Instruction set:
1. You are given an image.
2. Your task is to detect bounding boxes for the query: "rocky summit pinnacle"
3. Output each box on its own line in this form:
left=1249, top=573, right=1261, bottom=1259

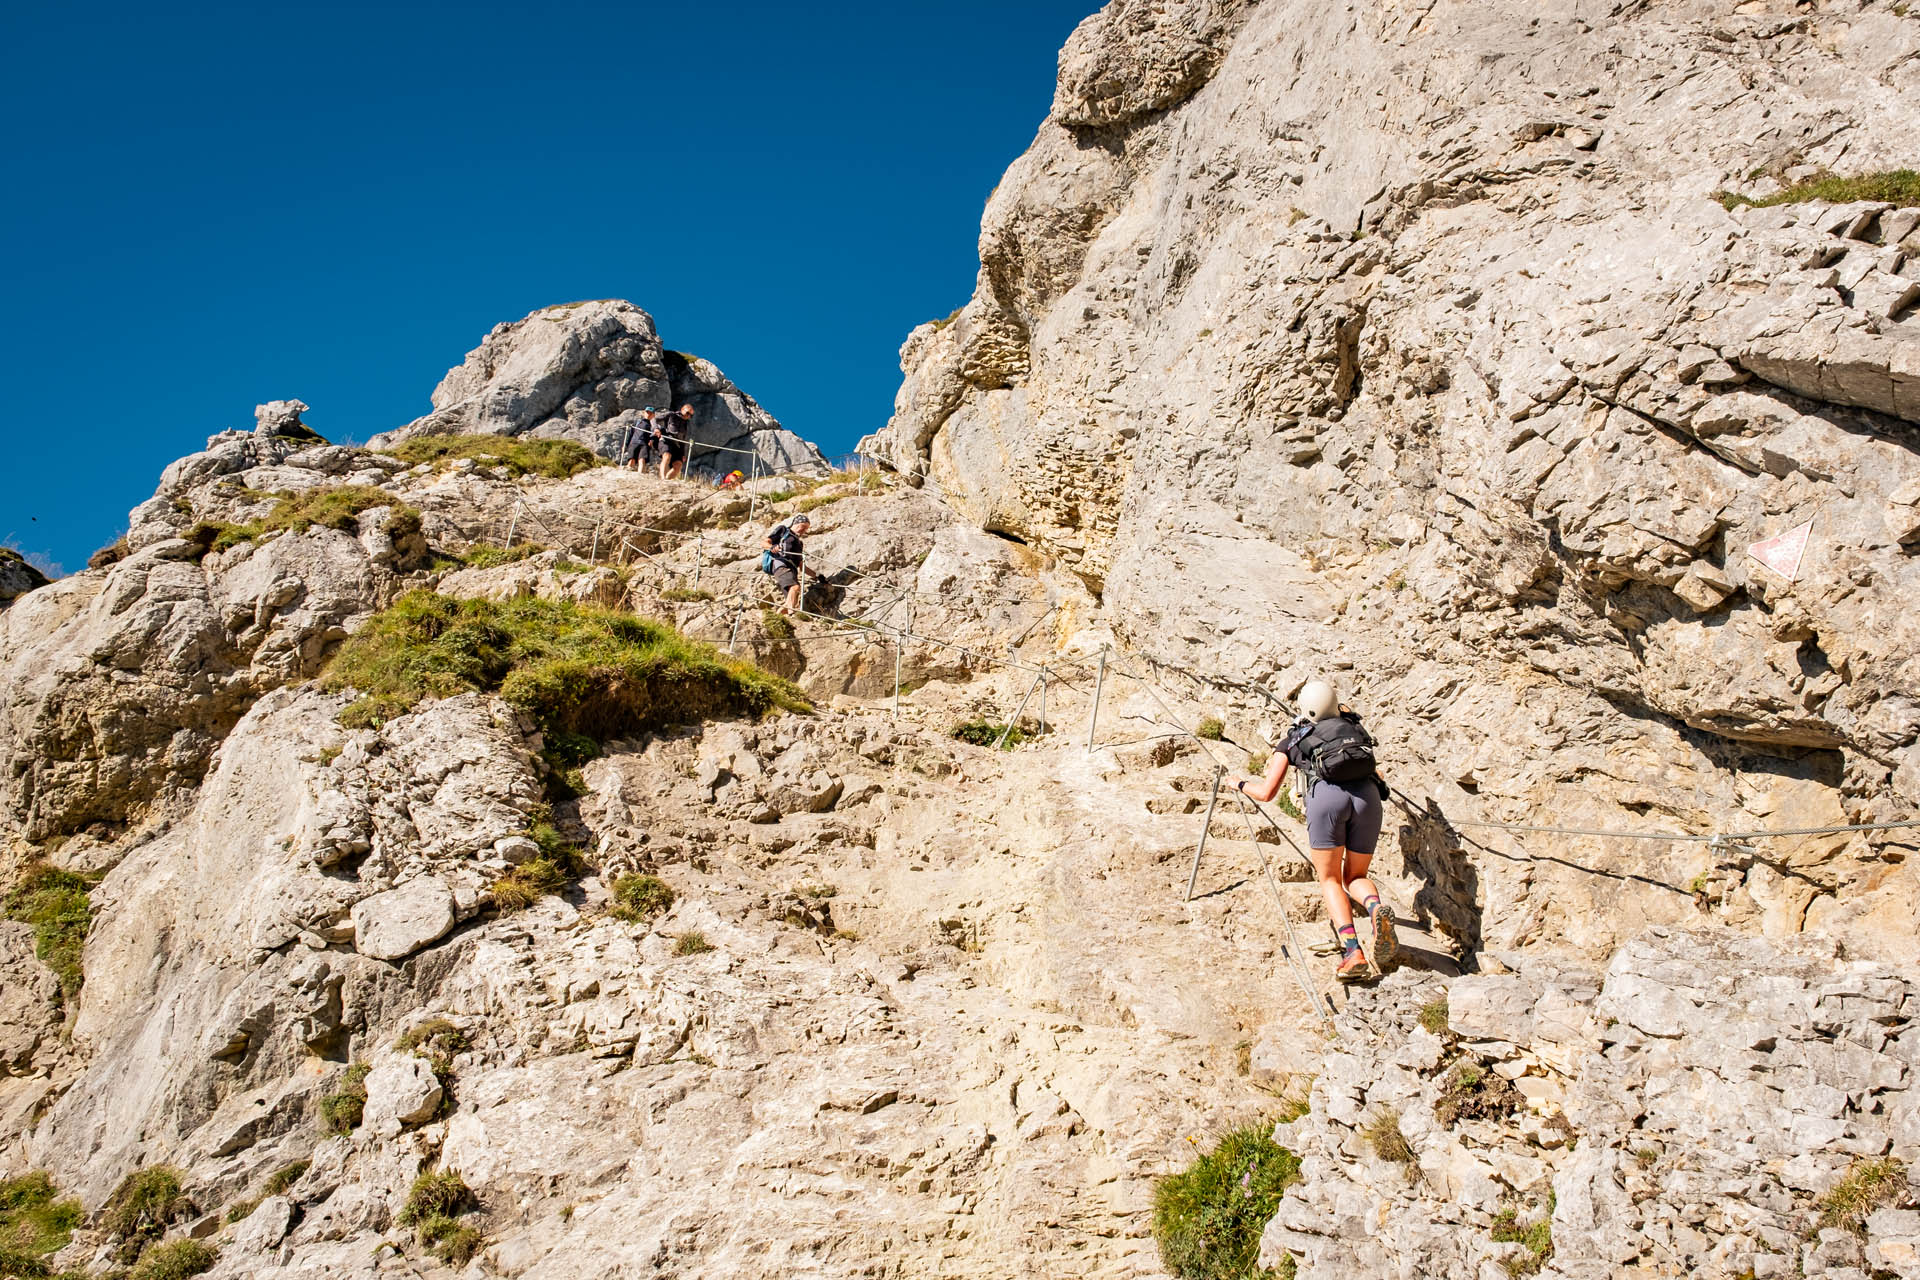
left=2, top=3, right=1920, bottom=1279
left=370, top=299, right=823, bottom=476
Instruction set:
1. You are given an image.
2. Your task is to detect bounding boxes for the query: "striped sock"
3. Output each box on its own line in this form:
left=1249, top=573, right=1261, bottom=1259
left=1338, top=924, right=1360, bottom=953
left=1362, top=895, right=1382, bottom=914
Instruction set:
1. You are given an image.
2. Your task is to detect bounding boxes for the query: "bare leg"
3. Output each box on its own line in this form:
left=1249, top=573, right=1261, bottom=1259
left=1344, top=852, right=1380, bottom=910
left=785, top=582, right=802, bottom=614
left=1311, top=846, right=1355, bottom=933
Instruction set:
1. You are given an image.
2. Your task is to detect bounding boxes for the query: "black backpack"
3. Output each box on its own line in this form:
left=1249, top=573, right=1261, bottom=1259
left=1296, top=715, right=1378, bottom=785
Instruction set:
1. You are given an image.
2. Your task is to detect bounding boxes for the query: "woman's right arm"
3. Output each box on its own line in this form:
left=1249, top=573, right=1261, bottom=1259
left=1237, top=750, right=1290, bottom=803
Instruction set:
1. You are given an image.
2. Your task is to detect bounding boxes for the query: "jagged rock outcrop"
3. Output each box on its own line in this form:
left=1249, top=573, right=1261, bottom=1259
left=1257, top=927, right=1920, bottom=1280
left=861, top=0, right=1920, bottom=961
left=0, top=547, right=49, bottom=608
left=369, top=300, right=822, bottom=475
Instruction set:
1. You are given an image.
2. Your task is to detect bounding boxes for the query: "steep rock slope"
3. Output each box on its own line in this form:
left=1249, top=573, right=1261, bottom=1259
left=861, top=0, right=1920, bottom=960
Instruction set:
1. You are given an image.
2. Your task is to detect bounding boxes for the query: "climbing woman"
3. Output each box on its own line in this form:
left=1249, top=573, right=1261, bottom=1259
left=1234, top=680, right=1395, bottom=982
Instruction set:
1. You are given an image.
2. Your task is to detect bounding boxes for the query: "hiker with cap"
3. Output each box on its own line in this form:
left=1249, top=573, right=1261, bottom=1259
left=659, top=404, right=694, bottom=480
left=623, top=408, right=661, bottom=472
left=761, top=513, right=815, bottom=615
left=1234, top=680, right=1395, bottom=982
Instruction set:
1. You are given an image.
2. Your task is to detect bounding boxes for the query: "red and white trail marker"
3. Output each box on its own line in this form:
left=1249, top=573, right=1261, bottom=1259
left=1746, top=520, right=1813, bottom=583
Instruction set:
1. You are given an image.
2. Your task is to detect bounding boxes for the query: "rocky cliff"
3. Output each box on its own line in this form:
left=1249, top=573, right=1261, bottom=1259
left=4, top=2, right=1920, bottom=1278
left=861, top=0, right=1920, bottom=967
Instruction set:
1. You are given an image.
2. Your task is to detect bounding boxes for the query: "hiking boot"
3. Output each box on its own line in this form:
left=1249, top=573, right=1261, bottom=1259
left=1335, top=948, right=1372, bottom=983
left=1365, top=901, right=1398, bottom=973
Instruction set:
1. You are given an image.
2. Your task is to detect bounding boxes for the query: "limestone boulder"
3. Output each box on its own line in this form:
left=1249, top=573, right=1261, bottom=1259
left=350, top=879, right=455, bottom=962
left=360, top=1056, right=443, bottom=1133
left=0, top=548, right=49, bottom=607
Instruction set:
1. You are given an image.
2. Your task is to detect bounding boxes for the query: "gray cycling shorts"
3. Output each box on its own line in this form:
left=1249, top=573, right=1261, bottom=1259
left=1306, top=779, right=1384, bottom=855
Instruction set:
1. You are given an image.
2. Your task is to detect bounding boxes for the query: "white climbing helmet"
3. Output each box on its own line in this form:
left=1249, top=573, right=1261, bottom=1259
left=1297, top=679, right=1339, bottom=721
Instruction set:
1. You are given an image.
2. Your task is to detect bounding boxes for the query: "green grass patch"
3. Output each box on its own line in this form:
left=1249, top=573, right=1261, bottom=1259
left=792, top=492, right=844, bottom=515
left=3, top=863, right=95, bottom=1003
left=0, top=1172, right=84, bottom=1272
left=1245, top=751, right=1268, bottom=776
left=490, top=856, right=572, bottom=913
left=672, top=930, right=713, bottom=956
left=760, top=609, right=795, bottom=640
left=1435, top=1061, right=1517, bottom=1128
left=128, top=1238, right=218, bottom=1280
left=458, top=542, right=544, bottom=570
left=1153, top=1120, right=1301, bottom=1280
left=319, top=1062, right=370, bottom=1135
left=186, top=485, right=418, bottom=558
left=661, top=587, right=715, bottom=603
left=1491, top=1198, right=1554, bottom=1276
left=610, top=874, right=675, bottom=922
left=1817, top=1155, right=1907, bottom=1236
left=396, top=1017, right=469, bottom=1059
left=320, top=590, right=808, bottom=734
left=928, top=306, right=964, bottom=331
left=1717, top=168, right=1920, bottom=211
left=1274, top=789, right=1305, bottom=823
left=951, top=719, right=1027, bottom=750
left=103, top=1167, right=195, bottom=1264
left=1196, top=717, right=1226, bottom=741
left=263, top=1161, right=308, bottom=1197
left=400, top=1169, right=485, bottom=1258
left=384, top=433, right=598, bottom=479
left=1418, top=998, right=1450, bottom=1036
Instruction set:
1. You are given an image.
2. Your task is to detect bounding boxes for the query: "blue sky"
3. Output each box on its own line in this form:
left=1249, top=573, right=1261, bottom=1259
left=0, top=1, right=1099, bottom=574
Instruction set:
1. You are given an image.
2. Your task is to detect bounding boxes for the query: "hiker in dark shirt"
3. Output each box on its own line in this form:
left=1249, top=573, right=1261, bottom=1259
left=623, top=408, right=662, bottom=472
left=659, top=404, right=694, bottom=480
left=1236, top=679, right=1395, bottom=983
left=761, top=513, right=812, bottom=615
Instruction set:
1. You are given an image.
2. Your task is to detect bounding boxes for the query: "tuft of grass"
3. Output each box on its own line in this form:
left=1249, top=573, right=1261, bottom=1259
left=88, top=537, right=131, bottom=570
left=384, top=433, right=598, bottom=479
left=1716, top=168, right=1920, bottom=211
left=418, top=1215, right=485, bottom=1265
left=792, top=493, right=844, bottom=515
left=1418, top=999, right=1450, bottom=1036
left=1435, top=1060, right=1518, bottom=1128
left=103, top=1167, right=194, bottom=1264
left=128, top=1238, right=218, bottom=1280
left=263, top=1161, right=309, bottom=1197
left=396, top=1017, right=469, bottom=1059
left=1817, top=1156, right=1907, bottom=1236
left=661, top=587, right=715, bottom=603
left=673, top=930, right=713, bottom=956
left=760, top=609, right=795, bottom=640
left=928, top=306, right=964, bottom=331
left=1245, top=750, right=1268, bottom=775
left=400, top=1170, right=475, bottom=1229
left=3, top=863, right=95, bottom=1003
left=950, top=719, right=1027, bottom=750
left=1274, top=789, right=1305, bottom=823
left=1491, top=1198, right=1554, bottom=1277
left=490, top=856, right=572, bottom=913
left=609, top=874, right=675, bottom=922
left=318, top=1062, right=370, bottom=1135
left=1196, top=717, right=1226, bottom=741
left=1364, top=1108, right=1416, bottom=1165
left=0, top=1172, right=84, bottom=1271
left=1153, top=1121, right=1302, bottom=1280
left=320, top=591, right=808, bottom=733
left=799, top=883, right=838, bottom=900
left=459, top=542, right=544, bottom=570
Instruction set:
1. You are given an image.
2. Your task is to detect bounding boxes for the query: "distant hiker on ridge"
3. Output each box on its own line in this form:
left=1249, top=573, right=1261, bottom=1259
left=1235, top=680, right=1395, bottom=982
left=622, top=409, right=659, bottom=472
left=660, top=404, right=693, bottom=480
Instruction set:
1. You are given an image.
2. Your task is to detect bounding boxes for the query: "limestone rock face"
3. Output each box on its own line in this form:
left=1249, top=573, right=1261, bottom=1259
left=862, top=0, right=1920, bottom=957
left=1258, top=927, right=1920, bottom=1280
left=370, top=300, right=822, bottom=476
left=349, top=879, right=455, bottom=962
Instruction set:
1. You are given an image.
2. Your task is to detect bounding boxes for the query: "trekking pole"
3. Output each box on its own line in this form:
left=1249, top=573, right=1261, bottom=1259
left=1186, top=767, right=1225, bottom=901
left=1087, top=645, right=1108, bottom=753
left=996, top=668, right=1045, bottom=750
